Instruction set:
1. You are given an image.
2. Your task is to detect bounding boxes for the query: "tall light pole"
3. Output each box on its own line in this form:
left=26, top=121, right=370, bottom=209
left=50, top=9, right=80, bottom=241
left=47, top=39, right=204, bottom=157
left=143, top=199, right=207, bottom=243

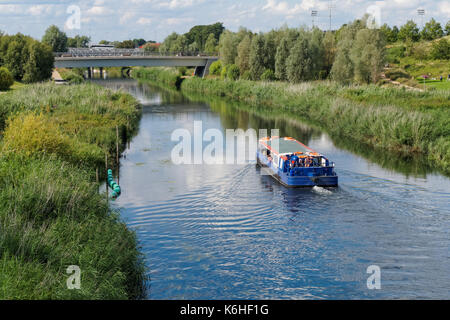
left=417, top=9, right=426, bottom=90
left=311, top=10, right=318, bottom=28
left=328, top=0, right=336, bottom=31
left=417, top=8, right=425, bottom=30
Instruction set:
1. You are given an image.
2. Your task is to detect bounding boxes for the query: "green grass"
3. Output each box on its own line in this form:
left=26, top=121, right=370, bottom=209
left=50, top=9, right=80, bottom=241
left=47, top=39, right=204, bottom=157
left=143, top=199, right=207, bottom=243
left=0, top=82, right=146, bottom=299
left=414, top=77, right=450, bottom=90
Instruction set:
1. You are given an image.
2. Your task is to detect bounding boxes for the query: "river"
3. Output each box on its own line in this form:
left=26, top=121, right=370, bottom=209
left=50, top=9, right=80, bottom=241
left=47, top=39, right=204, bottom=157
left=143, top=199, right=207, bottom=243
left=95, top=78, right=450, bottom=300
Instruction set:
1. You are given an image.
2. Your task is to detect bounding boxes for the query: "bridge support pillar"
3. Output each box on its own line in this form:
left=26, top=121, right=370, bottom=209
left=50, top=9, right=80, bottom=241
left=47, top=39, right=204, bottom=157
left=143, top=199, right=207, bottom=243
left=87, top=67, right=92, bottom=79
left=99, top=67, right=104, bottom=79
left=194, top=59, right=215, bottom=78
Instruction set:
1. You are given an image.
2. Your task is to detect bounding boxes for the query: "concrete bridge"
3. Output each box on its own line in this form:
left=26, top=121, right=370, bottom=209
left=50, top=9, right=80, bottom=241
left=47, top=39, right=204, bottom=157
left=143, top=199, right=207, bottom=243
left=54, top=50, right=218, bottom=78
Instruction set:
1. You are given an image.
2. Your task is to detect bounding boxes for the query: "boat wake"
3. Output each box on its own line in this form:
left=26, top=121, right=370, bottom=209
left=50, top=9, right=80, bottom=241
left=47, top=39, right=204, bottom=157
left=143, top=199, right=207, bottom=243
left=312, top=186, right=333, bottom=195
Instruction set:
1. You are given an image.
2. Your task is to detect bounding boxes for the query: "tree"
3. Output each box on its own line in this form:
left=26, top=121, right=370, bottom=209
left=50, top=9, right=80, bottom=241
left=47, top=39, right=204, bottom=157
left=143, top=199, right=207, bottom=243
left=446, top=21, right=450, bottom=35
left=219, top=31, right=238, bottom=65
left=330, top=27, right=356, bottom=84
left=115, top=40, right=135, bottom=48
left=209, top=60, right=222, bottom=75
left=430, top=38, right=450, bottom=60
left=286, top=37, right=312, bottom=83
left=133, top=38, right=146, bottom=47
left=204, top=33, right=218, bottom=55
left=263, top=31, right=277, bottom=71
left=188, top=41, right=199, bottom=54
left=42, top=25, right=68, bottom=52
left=185, top=22, right=224, bottom=51
left=398, top=20, right=420, bottom=42
left=227, top=64, right=240, bottom=80
left=350, top=29, right=385, bottom=84
left=275, top=36, right=290, bottom=80
left=248, top=34, right=266, bottom=80
left=0, top=67, right=14, bottom=90
left=322, top=31, right=336, bottom=76
left=421, top=18, right=444, bottom=40
left=159, top=32, right=180, bottom=54
left=22, top=41, right=53, bottom=83
left=172, top=35, right=188, bottom=53
left=261, top=69, right=275, bottom=81
left=4, top=40, right=25, bottom=80
left=236, top=35, right=252, bottom=74
left=380, top=24, right=398, bottom=43
left=308, top=28, right=325, bottom=79
left=67, top=35, right=90, bottom=48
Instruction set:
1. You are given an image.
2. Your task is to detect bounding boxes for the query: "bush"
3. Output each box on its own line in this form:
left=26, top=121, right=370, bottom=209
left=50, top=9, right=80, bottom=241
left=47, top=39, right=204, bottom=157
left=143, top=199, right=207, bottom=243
left=62, top=71, right=84, bottom=84
left=386, top=45, right=406, bottom=63
left=430, top=39, right=450, bottom=60
left=0, top=67, right=14, bottom=91
left=220, top=65, right=228, bottom=80
left=209, top=60, right=222, bottom=76
left=227, top=64, right=240, bottom=80
left=241, top=71, right=251, bottom=80
left=178, top=66, right=187, bottom=76
left=261, top=69, right=276, bottom=81
left=384, top=68, right=411, bottom=81
left=2, top=113, right=104, bottom=167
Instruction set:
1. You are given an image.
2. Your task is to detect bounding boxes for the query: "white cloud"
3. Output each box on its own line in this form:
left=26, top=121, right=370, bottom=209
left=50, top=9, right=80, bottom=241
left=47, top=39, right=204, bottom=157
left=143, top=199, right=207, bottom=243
left=137, top=17, right=152, bottom=25
left=86, top=6, right=113, bottom=16
left=166, top=17, right=194, bottom=25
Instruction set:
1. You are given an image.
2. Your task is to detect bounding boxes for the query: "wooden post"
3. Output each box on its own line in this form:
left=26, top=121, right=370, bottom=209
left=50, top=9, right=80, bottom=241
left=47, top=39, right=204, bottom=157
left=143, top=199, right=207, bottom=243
left=96, top=168, right=99, bottom=184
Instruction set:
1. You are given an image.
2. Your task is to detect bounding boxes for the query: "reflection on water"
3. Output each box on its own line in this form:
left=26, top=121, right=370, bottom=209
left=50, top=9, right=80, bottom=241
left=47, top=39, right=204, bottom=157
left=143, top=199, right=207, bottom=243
left=95, top=79, right=450, bottom=300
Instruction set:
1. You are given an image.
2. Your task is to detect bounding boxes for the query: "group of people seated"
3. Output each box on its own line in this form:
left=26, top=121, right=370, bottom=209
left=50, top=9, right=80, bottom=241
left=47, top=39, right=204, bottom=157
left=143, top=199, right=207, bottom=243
left=284, top=153, right=328, bottom=169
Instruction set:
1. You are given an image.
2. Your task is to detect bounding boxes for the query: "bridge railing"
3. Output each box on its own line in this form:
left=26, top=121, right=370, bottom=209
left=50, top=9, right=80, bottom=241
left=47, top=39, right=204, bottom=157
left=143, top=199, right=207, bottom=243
left=54, top=49, right=219, bottom=58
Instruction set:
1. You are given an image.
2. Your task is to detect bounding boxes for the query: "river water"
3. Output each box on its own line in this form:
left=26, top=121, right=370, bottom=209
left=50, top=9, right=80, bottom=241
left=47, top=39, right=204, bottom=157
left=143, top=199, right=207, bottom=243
left=95, top=79, right=450, bottom=300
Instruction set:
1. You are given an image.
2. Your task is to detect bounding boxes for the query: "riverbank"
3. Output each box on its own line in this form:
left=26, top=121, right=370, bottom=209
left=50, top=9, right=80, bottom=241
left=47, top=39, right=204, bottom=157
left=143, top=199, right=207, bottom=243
left=0, top=82, right=146, bottom=299
left=133, top=67, right=450, bottom=175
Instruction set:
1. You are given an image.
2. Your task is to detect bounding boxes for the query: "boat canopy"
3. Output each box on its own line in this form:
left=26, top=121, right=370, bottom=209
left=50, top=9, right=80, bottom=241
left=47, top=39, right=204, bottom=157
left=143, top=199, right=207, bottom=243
left=259, top=137, right=315, bottom=155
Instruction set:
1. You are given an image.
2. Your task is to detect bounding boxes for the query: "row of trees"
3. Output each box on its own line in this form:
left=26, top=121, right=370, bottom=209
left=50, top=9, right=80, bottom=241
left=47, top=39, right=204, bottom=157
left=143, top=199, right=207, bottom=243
left=380, top=19, right=450, bottom=43
left=209, top=16, right=385, bottom=84
left=159, top=22, right=224, bottom=54
left=42, top=25, right=91, bottom=52
left=0, top=32, right=53, bottom=83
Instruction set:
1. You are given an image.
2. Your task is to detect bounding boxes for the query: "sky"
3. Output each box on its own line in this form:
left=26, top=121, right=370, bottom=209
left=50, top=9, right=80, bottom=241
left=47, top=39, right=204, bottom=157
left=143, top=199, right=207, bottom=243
left=0, top=0, right=448, bottom=43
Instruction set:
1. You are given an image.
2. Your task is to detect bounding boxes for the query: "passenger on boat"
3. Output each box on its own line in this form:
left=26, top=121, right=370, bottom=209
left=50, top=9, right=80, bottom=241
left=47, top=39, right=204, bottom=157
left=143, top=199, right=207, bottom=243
left=305, top=157, right=312, bottom=167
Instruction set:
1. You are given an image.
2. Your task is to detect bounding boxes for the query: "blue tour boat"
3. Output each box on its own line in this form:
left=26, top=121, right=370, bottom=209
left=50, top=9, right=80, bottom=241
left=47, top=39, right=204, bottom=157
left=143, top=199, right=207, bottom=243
left=257, top=136, right=338, bottom=187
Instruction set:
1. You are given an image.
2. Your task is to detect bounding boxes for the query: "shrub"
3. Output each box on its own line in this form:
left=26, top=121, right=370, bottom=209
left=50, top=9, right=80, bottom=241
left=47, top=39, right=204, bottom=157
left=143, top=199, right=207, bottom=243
left=220, top=65, right=228, bottom=80
left=2, top=113, right=104, bottom=167
left=241, top=70, right=251, bottom=80
left=178, top=66, right=187, bottom=76
left=430, top=39, right=450, bottom=60
left=0, top=67, right=14, bottom=91
left=385, top=68, right=411, bottom=81
left=226, top=64, right=240, bottom=80
left=209, top=60, right=222, bottom=76
left=62, top=70, right=84, bottom=84
left=386, top=46, right=406, bottom=64
left=261, top=69, right=276, bottom=81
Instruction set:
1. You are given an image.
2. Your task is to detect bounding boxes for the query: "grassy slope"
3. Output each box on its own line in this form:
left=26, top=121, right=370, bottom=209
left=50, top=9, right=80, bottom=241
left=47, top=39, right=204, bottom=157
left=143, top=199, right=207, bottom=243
left=386, top=35, right=450, bottom=89
left=0, top=82, right=146, bottom=299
